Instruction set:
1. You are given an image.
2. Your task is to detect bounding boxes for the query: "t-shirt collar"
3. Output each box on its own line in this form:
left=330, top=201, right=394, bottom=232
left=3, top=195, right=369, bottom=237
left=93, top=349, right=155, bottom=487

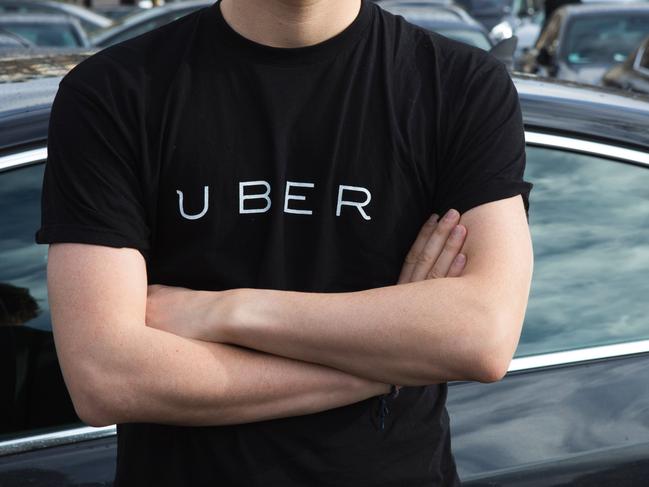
left=205, top=0, right=374, bottom=66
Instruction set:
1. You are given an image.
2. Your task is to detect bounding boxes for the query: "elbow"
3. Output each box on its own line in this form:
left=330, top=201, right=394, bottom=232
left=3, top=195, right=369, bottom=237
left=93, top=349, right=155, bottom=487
left=65, top=358, right=130, bottom=427
left=69, top=380, right=117, bottom=428
left=467, top=310, right=521, bottom=384
left=473, top=355, right=511, bottom=383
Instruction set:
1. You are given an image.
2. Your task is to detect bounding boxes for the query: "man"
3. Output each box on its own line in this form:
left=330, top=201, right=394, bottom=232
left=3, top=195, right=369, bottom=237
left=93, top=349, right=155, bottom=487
left=35, top=0, right=534, bottom=485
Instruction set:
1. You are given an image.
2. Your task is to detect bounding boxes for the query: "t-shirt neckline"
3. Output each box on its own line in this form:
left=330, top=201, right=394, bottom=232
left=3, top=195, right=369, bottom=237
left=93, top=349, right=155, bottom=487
left=207, top=0, right=374, bottom=66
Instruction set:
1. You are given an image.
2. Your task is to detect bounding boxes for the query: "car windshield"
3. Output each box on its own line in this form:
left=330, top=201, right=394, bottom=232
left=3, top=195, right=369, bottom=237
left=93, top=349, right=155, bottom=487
left=564, top=14, right=649, bottom=65
left=0, top=22, right=81, bottom=47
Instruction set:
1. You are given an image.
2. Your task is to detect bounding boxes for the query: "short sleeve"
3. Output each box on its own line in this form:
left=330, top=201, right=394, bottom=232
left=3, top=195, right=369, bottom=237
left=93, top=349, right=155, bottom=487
left=432, top=59, right=533, bottom=221
left=34, top=77, right=151, bottom=255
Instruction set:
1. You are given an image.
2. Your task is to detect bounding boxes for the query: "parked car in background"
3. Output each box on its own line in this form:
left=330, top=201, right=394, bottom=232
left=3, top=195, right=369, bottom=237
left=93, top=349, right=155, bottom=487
left=0, top=15, right=90, bottom=49
left=374, top=0, right=457, bottom=8
left=90, top=0, right=212, bottom=48
left=92, top=5, right=144, bottom=21
left=1, top=51, right=649, bottom=485
left=603, top=35, right=649, bottom=94
left=453, top=0, right=526, bottom=30
left=378, top=2, right=518, bottom=66
left=519, top=3, right=649, bottom=86
left=0, top=0, right=112, bottom=35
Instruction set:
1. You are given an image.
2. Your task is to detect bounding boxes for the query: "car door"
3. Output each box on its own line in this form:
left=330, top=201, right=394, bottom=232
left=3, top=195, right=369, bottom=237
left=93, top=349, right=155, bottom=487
left=0, top=148, right=117, bottom=486
left=448, top=132, right=649, bottom=485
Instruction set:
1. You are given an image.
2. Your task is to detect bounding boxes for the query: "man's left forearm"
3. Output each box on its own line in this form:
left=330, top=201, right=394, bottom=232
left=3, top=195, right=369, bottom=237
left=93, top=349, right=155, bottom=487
left=213, top=275, right=519, bottom=387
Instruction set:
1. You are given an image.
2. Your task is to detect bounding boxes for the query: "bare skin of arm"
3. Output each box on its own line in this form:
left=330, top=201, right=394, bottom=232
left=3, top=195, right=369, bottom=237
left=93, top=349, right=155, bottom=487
left=146, top=195, right=534, bottom=387
left=49, top=212, right=465, bottom=428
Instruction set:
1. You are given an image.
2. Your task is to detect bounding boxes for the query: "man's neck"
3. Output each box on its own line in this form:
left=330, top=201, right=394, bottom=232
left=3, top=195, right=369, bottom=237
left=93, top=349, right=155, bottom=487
left=219, top=0, right=362, bottom=48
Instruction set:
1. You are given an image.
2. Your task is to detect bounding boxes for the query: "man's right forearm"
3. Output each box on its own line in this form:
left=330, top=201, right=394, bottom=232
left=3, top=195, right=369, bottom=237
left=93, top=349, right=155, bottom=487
left=83, top=324, right=390, bottom=427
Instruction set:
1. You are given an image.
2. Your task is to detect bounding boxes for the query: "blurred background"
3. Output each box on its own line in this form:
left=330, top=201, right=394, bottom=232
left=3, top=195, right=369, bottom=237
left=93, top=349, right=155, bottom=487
left=1, top=0, right=648, bottom=91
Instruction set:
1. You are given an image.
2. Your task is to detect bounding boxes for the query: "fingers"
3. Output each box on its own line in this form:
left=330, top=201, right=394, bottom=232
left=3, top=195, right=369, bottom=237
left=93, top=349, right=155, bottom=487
left=398, top=213, right=439, bottom=284
left=425, top=224, right=466, bottom=280
left=446, top=253, right=466, bottom=278
left=410, top=209, right=463, bottom=282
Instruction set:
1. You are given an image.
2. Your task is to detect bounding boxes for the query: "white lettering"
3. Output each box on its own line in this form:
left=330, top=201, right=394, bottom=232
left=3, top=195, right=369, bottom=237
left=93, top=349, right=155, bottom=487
left=239, top=181, right=271, bottom=214
left=336, top=185, right=372, bottom=220
left=176, top=186, right=209, bottom=220
left=284, top=181, right=314, bottom=215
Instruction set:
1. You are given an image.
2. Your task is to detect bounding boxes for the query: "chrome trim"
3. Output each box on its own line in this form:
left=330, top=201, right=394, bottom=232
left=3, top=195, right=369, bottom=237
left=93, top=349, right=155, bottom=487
left=525, top=131, right=649, bottom=167
left=633, top=43, right=649, bottom=77
left=509, top=339, right=649, bottom=372
left=0, top=425, right=115, bottom=457
left=4, top=341, right=649, bottom=456
left=0, top=147, right=47, bottom=172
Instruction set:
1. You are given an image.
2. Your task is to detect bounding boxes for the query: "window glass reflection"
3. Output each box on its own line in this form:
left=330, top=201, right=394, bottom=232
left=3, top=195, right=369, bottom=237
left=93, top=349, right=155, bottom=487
left=0, top=162, right=80, bottom=439
left=517, top=147, right=649, bottom=357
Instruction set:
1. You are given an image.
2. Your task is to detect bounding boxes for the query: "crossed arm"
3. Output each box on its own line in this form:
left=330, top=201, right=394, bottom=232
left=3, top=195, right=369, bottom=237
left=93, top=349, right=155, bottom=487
left=49, top=194, right=533, bottom=427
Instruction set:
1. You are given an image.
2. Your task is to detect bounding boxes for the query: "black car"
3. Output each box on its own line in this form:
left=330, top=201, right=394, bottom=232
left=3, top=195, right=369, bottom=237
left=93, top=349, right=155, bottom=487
left=1, top=54, right=649, bottom=486
left=519, top=3, right=649, bottom=86
left=603, top=35, right=649, bottom=95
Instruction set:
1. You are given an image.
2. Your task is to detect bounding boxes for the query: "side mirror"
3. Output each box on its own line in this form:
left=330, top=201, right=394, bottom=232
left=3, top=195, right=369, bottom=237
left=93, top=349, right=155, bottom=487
left=490, top=36, right=518, bottom=67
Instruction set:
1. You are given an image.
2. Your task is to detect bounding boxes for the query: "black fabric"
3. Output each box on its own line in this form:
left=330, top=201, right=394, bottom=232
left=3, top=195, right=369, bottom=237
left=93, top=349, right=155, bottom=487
left=35, top=0, right=533, bottom=485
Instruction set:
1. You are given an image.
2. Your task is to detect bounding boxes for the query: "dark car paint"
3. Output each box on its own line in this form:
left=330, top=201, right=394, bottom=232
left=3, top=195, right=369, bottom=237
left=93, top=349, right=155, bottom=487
left=450, top=353, right=649, bottom=484
left=1, top=63, right=649, bottom=485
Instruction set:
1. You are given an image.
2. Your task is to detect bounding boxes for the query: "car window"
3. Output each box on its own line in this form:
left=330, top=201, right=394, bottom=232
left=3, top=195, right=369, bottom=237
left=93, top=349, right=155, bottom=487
left=564, top=14, right=649, bottom=65
left=515, top=146, right=649, bottom=358
left=0, top=23, right=81, bottom=47
left=0, top=162, right=81, bottom=442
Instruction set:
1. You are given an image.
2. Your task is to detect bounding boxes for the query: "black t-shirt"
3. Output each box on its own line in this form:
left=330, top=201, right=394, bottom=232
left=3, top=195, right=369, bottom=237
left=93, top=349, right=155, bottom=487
left=35, top=1, right=533, bottom=485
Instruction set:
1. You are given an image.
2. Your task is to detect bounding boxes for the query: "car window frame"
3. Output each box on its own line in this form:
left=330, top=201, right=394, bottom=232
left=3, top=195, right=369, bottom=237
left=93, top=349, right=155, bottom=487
left=1, top=133, right=649, bottom=456
left=634, top=39, right=649, bottom=76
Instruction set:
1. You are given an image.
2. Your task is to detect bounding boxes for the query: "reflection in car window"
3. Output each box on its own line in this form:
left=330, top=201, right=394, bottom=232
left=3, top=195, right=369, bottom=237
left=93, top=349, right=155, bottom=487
left=564, top=15, right=649, bottom=65
left=516, top=146, right=649, bottom=357
left=0, top=163, right=81, bottom=441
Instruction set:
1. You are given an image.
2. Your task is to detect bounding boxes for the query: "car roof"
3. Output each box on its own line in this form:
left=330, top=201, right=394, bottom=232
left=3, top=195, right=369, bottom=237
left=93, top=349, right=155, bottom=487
left=380, top=4, right=478, bottom=24
left=1, top=58, right=649, bottom=153
left=514, top=74, right=649, bottom=150
left=559, top=2, right=649, bottom=16
left=0, top=13, right=82, bottom=25
left=0, top=0, right=113, bottom=28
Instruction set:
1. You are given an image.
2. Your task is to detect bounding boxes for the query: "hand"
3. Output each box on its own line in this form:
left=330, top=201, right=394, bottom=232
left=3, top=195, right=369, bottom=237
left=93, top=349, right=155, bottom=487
left=398, top=208, right=467, bottom=284
left=146, top=284, right=220, bottom=341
